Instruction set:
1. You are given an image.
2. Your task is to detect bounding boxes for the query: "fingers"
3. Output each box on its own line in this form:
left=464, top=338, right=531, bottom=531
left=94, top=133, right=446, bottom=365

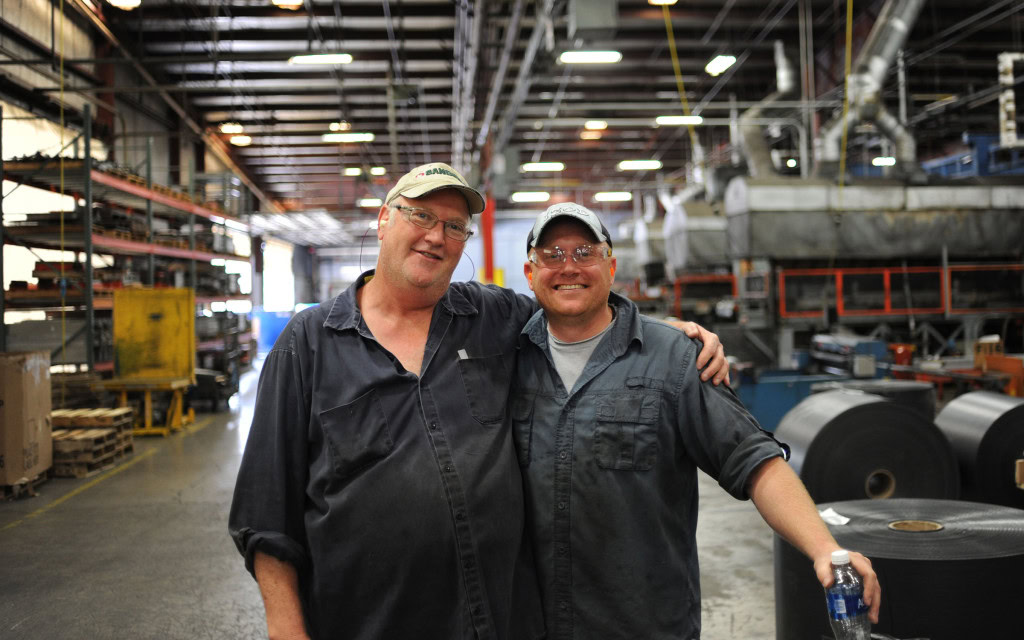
left=850, top=552, right=881, bottom=624
left=680, top=321, right=700, bottom=339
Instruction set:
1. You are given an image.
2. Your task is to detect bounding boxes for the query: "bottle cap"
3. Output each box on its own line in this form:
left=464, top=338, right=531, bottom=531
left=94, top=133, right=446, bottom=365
left=831, top=549, right=850, bottom=564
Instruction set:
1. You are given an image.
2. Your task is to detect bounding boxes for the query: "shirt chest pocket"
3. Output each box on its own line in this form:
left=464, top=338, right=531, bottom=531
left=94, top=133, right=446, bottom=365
left=320, top=389, right=395, bottom=480
left=593, top=390, right=661, bottom=471
left=457, top=351, right=510, bottom=425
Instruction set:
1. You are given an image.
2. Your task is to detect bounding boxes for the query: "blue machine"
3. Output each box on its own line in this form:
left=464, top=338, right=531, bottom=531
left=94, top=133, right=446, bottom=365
left=736, top=371, right=851, bottom=432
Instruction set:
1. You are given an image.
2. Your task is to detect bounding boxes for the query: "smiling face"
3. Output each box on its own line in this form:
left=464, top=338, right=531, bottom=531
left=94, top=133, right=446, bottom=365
left=376, top=188, right=470, bottom=296
left=524, top=218, right=616, bottom=337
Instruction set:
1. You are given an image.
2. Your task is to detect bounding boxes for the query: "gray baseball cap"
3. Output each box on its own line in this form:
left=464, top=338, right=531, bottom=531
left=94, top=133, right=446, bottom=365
left=526, top=202, right=612, bottom=253
left=385, top=162, right=485, bottom=214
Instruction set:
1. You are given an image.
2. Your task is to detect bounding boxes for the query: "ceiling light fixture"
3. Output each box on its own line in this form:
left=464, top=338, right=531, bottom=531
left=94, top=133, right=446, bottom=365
left=594, top=192, right=633, bottom=202
left=872, top=156, right=897, bottom=167
left=558, top=51, right=622, bottom=64
left=617, top=160, right=662, bottom=171
left=322, top=132, right=375, bottom=143
left=358, top=198, right=383, bottom=207
left=584, top=120, right=608, bottom=130
left=370, top=167, right=387, bottom=176
left=271, top=0, right=303, bottom=9
left=786, top=158, right=798, bottom=168
left=229, top=135, right=252, bottom=147
left=343, top=168, right=363, bottom=176
left=705, top=54, right=737, bottom=76
left=288, top=53, right=353, bottom=65
left=520, top=162, right=565, bottom=172
left=655, top=115, right=703, bottom=126
left=219, top=122, right=244, bottom=134
left=108, top=0, right=142, bottom=10
left=511, top=191, right=551, bottom=203
left=580, top=131, right=603, bottom=140
left=648, top=0, right=678, bottom=5
left=329, top=121, right=352, bottom=131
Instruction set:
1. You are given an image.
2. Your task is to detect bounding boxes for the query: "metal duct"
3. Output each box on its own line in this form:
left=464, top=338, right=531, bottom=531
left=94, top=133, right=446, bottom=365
left=816, top=0, right=926, bottom=176
left=738, top=41, right=796, bottom=178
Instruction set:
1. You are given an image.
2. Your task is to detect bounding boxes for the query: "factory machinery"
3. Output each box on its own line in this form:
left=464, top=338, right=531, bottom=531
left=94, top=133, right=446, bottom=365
left=618, top=3, right=1024, bottom=637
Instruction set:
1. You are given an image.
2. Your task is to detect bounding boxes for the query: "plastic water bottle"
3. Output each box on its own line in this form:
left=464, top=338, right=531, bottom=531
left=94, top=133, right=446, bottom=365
left=825, top=549, right=871, bottom=640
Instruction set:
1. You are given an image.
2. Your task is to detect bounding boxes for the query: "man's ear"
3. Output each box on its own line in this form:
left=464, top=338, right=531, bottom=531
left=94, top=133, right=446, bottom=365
left=523, top=262, right=535, bottom=291
left=377, top=205, right=390, bottom=240
left=609, top=256, right=617, bottom=280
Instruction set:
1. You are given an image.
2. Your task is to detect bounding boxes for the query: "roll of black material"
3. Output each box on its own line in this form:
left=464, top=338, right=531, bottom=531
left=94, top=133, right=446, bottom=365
left=810, top=379, right=936, bottom=419
left=775, top=498, right=1024, bottom=640
left=775, top=390, right=959, bottom=502
left=934, top=390, right=1024, bottom=509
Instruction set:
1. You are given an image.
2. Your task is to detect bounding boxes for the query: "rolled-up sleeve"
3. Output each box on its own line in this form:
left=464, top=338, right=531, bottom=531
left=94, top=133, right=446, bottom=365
left=674, top=339, right=786, bottom=501
left=229, top=340, right=311, bottom=578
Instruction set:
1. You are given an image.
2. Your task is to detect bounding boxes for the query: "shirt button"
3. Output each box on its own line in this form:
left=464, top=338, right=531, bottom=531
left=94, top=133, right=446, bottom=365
left=557, top=501, right=566, bottom=510
left=429, top=422, right=437, bottom=430
left=559, top=451, right=568, bottom=460
left=558, top=545, right=567, bottom=556
left=559, top=601, right=568, bottom=611
left=444, top=464, right=453, bottom=472
left=456, top=511, right=466, bottom=520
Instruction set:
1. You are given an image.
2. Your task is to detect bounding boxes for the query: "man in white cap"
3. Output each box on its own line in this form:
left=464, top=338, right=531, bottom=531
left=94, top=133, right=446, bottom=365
left=229, top=163, right=732, bottom=640
left=513, top=202, right=881, bottom=640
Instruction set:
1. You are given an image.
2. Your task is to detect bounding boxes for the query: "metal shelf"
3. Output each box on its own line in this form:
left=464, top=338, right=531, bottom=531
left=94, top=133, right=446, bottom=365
left=4, top=225, right=247, bottom=262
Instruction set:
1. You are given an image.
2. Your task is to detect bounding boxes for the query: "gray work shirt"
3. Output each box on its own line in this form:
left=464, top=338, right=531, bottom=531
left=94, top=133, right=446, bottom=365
left=512, top=292, right=787, bottom=640
left=229, top=272, right=544, bottom=640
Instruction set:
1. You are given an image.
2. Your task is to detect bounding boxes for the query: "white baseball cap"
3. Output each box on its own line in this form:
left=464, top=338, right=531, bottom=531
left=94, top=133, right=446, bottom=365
left=385, top=162, right=485, bottom=214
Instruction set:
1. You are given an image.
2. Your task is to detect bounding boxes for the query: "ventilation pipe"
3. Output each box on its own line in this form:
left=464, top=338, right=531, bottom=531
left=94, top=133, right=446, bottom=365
left=738, top=40, right=796, bottom=178
left=816, top=0, right=926, bottom=177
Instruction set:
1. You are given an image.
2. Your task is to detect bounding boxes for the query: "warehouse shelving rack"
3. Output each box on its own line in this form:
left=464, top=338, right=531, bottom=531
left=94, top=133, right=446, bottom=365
left=1, top=105, right=252, bottom=374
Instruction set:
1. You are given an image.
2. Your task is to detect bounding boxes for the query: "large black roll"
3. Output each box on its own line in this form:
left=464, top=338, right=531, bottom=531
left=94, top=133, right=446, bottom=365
left=934, top=391, right=1024, bottom=509
left=810, top=379, right=936, bottom=419
left=776, top=390, right=959, bottom=502
left=775, top=498, right=1024, bottom=640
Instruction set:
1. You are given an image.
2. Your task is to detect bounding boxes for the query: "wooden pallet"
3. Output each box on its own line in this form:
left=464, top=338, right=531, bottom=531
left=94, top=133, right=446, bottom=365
left=52, top=407, right=133, bottom=429
left=2, top=472, right=49, bottom=500
left=51, top=455, right=116, bottom=479
left=52, top=428, right=118, bottom=464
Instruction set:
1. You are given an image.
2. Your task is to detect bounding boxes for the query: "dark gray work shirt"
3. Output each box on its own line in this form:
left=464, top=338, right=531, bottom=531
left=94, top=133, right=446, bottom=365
left=512, top=292, right=787, bottom=640
left=229, top=272, right=544, bottom=640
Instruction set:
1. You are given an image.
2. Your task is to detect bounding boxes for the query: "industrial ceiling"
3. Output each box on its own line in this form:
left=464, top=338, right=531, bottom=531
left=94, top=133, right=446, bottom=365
left=55, top=1, right=1024, bottom=241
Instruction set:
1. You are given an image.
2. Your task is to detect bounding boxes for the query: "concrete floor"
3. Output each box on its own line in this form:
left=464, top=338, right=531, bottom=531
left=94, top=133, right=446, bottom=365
left=0, top=357, right=777, bottom=639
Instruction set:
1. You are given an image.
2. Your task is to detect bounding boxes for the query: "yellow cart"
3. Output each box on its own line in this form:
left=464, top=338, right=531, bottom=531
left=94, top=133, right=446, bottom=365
left=95, top=377, right=195, bottom=437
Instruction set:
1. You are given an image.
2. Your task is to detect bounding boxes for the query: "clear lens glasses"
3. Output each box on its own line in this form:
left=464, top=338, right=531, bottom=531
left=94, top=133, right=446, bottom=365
left=392, top=204, right=473, bottom=242
left=530, top=244, right=610, bottom=269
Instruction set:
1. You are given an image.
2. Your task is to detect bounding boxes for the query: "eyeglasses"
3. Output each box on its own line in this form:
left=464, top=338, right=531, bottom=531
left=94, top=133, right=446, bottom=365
left=529, top=244, right=611, bottom=269
left=392, top=204, right=474, bottom=242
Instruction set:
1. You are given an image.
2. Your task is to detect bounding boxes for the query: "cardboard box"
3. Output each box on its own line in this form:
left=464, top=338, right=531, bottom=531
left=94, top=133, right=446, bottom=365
left=0, top=351, right=53, bottom=485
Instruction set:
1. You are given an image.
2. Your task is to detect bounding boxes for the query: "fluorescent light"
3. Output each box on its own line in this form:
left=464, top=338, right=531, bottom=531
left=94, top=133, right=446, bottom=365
left=109, top=0, right=141, bottom=9
left=289, top=53, right=353, bottom=65
left=271, top=0, right=303, bottom=9
left=219, top=122, right=244, bottom=134
left=872, top=156, right=896, bottom=167
left=584, top=120, right=608, bottom=130
left=705, top=54, right=737, bottom=76
left=344, top=167, right=362, bottom=176
left=655, top=115, right=703, bottom=126
left=520, top=162, right=565, bottom=172
left=594, top=192, right=633, bottom=202
left=511, top=191, right=551, bottom=203
left=358, top=198, right=383, bottom=207
left=370, top=167, right=387, bottom=176
left=229, top=134, right=252, bottom=147
left=322, top=132, right=375, bottom=143
left=580, top=131, right=603, bottom=140
left=329, top=121, right=352, bottom=131
left=617, top=160, right=662, bottom=171
left=558, top=50, right=622, bottom=64
left=786, top=158, right=798, bottom=168
left=649, top=0, right=677, bottom=5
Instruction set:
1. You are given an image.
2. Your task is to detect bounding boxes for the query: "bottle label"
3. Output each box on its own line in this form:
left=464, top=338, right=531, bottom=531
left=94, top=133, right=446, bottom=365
left=827, top=592, right=868, bottom=620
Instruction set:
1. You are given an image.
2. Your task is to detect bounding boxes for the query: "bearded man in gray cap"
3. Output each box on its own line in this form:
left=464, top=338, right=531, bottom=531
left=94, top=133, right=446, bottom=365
left=229, top=163, right=729, bottom=640
left=513, top=203, right=880, bottom=640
